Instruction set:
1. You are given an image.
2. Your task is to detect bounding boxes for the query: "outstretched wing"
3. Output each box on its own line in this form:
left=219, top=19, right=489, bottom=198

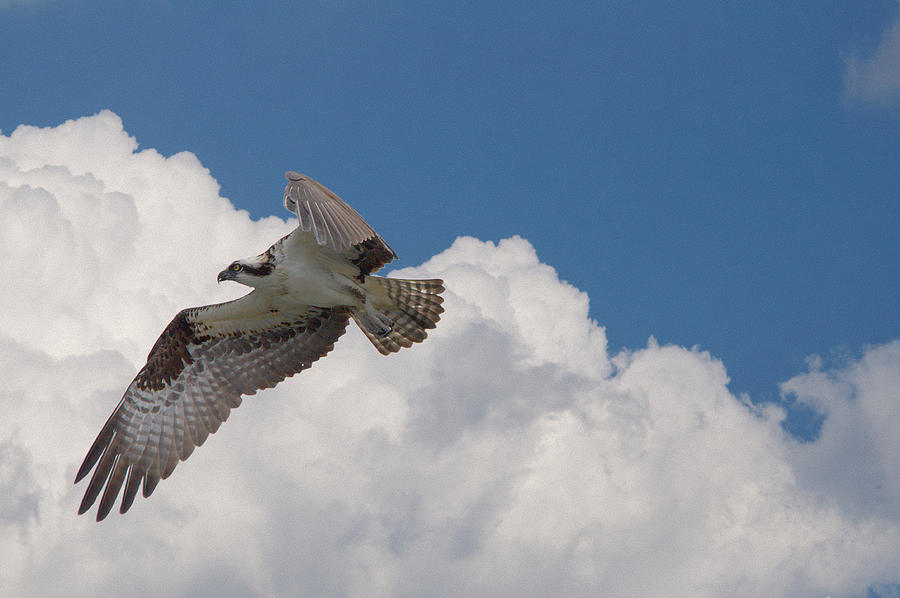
left=282, top=171, right=397, bottom=264
left=75, top=293, right=351, bottom=521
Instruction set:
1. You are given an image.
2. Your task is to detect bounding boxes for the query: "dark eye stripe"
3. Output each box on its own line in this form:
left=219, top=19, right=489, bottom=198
left=243, top=263, right=274, bottom=276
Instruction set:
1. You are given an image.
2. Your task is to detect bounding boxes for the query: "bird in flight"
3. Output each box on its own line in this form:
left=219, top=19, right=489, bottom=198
left=75, top=171, right=444, bottom=521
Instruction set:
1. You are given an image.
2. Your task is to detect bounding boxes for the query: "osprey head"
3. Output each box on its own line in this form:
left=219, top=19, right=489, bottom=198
left=217, top=253, right=276, bottom=288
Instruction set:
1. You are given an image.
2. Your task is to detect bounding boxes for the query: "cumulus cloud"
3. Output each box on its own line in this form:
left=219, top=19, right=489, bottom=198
left=784, top=341, right=900, bottom=521
left=844, top=11, right=900, bottom=105
left=1, top=111, right=899, bottom=597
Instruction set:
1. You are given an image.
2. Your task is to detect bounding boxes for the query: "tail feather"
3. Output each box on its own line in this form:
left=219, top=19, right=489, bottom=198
left=352, top=277, right=444, bottom=355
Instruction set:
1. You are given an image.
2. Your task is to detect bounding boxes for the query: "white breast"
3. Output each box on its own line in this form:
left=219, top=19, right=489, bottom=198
left=275, top=232, right=363, bottom=308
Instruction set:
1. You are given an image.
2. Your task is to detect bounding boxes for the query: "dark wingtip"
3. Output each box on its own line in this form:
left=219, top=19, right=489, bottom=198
left=142, top=473, right=160, bottom=498
left=74, top=442, right=104, bottom=484
left=120, top=470, right=143, bottom=514
left=75, top=413, right=118, bottom=484
left=74, top=469, right=88, bottom=485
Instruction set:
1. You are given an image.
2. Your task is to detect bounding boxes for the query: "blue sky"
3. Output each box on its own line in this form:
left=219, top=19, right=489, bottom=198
left=2, top=1, right=899, bottom=422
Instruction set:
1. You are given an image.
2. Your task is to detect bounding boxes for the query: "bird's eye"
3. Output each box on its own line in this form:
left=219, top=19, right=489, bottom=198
left=231, top=263, right=242, bottom=272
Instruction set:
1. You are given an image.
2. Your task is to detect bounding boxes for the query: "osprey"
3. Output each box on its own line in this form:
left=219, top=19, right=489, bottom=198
left=75, top=171, right=444, bottom=521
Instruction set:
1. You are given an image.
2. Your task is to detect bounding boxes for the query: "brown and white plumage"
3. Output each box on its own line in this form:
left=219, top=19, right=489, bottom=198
left=283, top=171, right=390, bottom=254
left=75, top=172, right=444, bottom=521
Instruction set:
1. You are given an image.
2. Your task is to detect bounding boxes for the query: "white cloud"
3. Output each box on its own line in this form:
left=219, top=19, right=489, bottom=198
left=783, top=341, right=900, bottom=521
left=1, top=111, right=899, bottom=597
left=844, top=12, right=900, bottom=105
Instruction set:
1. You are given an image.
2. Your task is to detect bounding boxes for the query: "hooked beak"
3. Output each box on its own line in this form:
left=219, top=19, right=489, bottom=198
left=217, top=269, right=234, bottom=284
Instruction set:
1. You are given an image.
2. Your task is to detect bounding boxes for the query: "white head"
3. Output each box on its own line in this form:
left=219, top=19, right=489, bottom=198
left=217, top=249, right=276, bottom=289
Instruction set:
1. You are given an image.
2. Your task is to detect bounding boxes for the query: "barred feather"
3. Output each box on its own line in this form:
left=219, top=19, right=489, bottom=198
left=75, top=301, right=351, bottom=520
left=353, top=277, right=445, bottom=355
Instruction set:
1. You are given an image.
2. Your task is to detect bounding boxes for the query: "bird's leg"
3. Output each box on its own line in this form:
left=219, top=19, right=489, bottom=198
left=363, top=300, right=393, bottom=337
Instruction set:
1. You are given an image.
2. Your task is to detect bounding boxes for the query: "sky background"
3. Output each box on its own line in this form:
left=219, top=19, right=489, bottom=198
left=1, top=1, right=900, bottom=596
left=1, top=1, right=898, bottom=412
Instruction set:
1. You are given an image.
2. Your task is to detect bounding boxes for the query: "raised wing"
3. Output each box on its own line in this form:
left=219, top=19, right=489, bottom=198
left=75, top=295, right=351, bottom=521
left=282, top=171, right=398, bottom=259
